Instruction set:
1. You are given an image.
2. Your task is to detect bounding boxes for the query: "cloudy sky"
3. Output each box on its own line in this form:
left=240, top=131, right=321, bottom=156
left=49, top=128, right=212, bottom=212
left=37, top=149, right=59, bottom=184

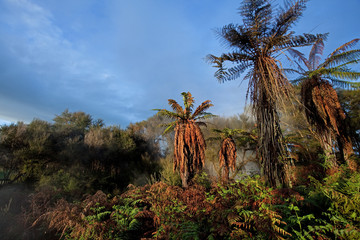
left=0, top=0, right=359, bottom=127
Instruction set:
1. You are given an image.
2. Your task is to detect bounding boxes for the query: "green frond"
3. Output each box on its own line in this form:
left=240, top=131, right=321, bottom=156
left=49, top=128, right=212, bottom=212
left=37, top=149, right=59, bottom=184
left=154, top=92, right=214, bottom=138
left=194, top=112, right=217, bottom=121
left=324, top=70, right=360, bottom=81
left=211, top=128, right=223, bottom=134
left=329, top=38, right=360, bottom=58
left=212, top=127, right=249, bottom=139
left=322, top=49, right=360, bottom=68
left=323, top=77, right=358, bottom=89
left=181, top=92, right=194, bottom=117
left=163, top=121, right=177, bottom=134
left=153, top=109, right=181, bottom=120
left=350, top=82, right=360, bottom=88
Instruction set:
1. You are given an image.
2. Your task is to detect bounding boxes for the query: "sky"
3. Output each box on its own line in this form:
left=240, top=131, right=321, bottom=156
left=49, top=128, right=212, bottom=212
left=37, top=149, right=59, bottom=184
left=0, top=0, right=359, bottom=127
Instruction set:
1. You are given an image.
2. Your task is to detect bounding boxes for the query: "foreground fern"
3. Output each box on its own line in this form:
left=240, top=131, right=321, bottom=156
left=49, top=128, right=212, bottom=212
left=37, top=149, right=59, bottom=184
left=31, top=170, right=360, bottom=239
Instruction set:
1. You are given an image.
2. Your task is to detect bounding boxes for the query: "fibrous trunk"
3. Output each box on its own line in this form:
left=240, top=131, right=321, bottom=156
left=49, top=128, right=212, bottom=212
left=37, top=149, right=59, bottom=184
left=251, top=58, right=290, bottom=188
left=257, top=92, right=287, bottom=187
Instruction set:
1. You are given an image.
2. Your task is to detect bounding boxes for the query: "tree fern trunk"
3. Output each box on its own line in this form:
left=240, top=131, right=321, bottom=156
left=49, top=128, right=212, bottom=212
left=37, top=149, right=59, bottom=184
left=181, top=167, right=189, bottom=188
left=222, top=166, right=230, bottom=183
left=321, top=131, right=338, bottom=170
left=257, top=93, right=287, bottom=188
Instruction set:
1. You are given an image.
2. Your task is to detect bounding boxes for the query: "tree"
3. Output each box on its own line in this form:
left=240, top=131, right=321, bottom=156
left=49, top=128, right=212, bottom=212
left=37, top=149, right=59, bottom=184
left=288, top=38, right=360, bottom=168
left=154, top=92, right=214, bottom=187
left=207, top=0, right=321, bottom=187
left=53, top=109, right=93, bottom=131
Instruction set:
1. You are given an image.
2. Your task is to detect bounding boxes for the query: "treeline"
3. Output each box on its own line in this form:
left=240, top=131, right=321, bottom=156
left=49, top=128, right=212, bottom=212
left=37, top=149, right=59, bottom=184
left=0, top=109, right=162, bottom=195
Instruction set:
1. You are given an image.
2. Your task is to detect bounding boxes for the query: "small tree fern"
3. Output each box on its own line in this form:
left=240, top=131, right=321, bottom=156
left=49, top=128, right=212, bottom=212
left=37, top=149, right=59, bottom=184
left=154, top=92, right=214, bottom=187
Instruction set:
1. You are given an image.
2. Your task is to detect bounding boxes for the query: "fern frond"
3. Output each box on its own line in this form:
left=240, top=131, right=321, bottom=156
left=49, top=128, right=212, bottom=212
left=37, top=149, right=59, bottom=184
left=192, top=100, right=213, bottom=118
left=154, top=109, right=181, bottom=120
left=309, top=38, right=324, bottom=70
left=162, top=121, right=177, bottom=134
left=322, top=49, right=360, bottom=68
left=287, top=48, right=309, bottom=70
left=329, top=38, right=360, bottom=57
left=168, top=99, right=183, bottom=114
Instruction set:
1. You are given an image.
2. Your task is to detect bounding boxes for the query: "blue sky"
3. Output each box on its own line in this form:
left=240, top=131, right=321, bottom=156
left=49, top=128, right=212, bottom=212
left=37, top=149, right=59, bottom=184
left=0, top=0, right=359, bottom=127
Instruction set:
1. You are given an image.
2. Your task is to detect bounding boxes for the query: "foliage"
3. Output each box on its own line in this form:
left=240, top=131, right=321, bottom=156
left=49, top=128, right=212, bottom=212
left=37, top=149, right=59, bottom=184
left=32, top=190, right=150, bottom=240
left=202, top=113, right=258, bottom=180
left=338, top=88, right=360, bottom=155
left=0, top=110, right=162, bottom=194
left=36, top=177, right=303, bottom=240
left=276, top=169, right=360, bottom=240
left=18, top=165, right=360, bottom=240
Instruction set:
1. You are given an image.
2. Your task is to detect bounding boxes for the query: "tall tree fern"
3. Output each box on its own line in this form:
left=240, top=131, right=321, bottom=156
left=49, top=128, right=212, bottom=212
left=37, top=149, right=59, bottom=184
left=207, top=0, right=322, bottom=187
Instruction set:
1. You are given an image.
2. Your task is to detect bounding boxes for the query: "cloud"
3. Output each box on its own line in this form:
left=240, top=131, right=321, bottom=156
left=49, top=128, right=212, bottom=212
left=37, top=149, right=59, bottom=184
left=6, top=0, right=358, bottom=128
left=0, top=0, right=145, bottom=126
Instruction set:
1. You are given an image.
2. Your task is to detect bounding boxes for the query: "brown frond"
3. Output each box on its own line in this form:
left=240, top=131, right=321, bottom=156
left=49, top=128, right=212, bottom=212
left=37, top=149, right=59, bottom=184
left=303, top=79, right=345, bottom=135
left=168, top=99, right=183, bottom=114
left=219, top=137, right=237, bottom=182
left=309, top=38, right=324, bottom=70
left=192, top=100, right=213, bottom=118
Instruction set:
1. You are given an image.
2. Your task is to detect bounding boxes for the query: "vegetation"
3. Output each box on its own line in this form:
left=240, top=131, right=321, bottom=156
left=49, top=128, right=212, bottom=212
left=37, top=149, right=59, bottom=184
left=206, top=0, right=324, bottom=187
left=0, top=0, right=360, bottom=239
left=288, top=38, right=360, bottom=168
left=154, top=92, right=214, bottom=187
left=210, top=128, right=243, bottom=183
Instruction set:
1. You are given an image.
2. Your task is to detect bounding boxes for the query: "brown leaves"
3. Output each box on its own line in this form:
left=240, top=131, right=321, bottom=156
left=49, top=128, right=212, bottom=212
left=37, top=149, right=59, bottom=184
left=155, top=92, right=213, bottom=187
left=308, top=79, right=345, bottom=135
left=301, top=78, right=354, bottom=166
left=219, top=137, right=237, bottom=182
left=173, top=120, right=206, bottom=186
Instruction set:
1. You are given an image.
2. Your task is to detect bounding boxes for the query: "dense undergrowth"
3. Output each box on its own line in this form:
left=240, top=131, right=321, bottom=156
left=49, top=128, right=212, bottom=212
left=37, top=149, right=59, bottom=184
left=24, top=169, right=360, bottom=240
